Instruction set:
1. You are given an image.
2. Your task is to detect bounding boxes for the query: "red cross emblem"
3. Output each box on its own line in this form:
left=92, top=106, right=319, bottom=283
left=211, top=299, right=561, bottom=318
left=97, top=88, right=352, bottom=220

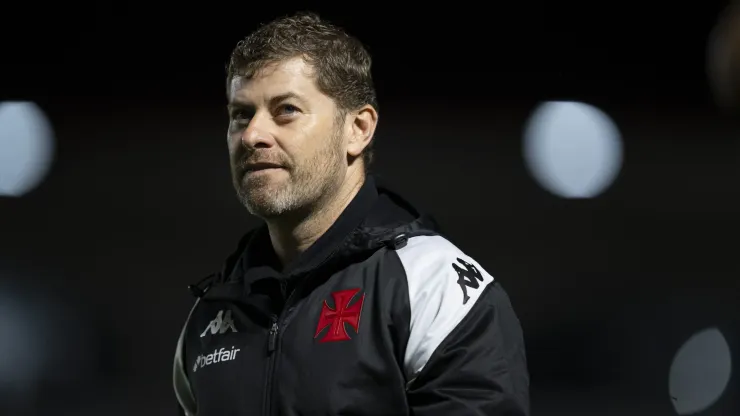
left=314, top=288, right=366, bottom=343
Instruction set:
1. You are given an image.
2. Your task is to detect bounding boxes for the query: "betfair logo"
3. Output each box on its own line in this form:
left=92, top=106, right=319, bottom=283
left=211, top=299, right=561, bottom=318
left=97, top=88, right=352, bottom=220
left=193, top=346, right=240, bottom=372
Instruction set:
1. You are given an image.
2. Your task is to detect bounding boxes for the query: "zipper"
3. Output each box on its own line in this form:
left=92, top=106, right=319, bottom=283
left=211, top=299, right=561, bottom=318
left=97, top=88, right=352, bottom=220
left=263, top=315, right=279, bottom=416
left=268, top=320, right=279, bottom=352
left=262, top=251, right=342, bottom=416
left=262, top=285, right=309, bottom=416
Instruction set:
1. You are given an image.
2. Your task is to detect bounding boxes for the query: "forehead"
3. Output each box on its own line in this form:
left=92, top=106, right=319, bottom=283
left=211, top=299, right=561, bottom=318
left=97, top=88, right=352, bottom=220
left=228, top=57, right=321, bottom=103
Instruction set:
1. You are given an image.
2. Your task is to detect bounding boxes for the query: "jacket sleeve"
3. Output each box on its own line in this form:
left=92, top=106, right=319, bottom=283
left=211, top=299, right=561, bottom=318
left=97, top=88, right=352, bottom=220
left=395, top=235, right=530, bottom=416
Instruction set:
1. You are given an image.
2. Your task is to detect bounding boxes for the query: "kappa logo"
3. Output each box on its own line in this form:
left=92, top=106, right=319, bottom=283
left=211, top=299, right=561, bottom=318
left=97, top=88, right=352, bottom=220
left=200, top=309, right=238, bottom=338
left=452, top=257, right=484, bottom=305
left=314, top=288, right=365, bottom=343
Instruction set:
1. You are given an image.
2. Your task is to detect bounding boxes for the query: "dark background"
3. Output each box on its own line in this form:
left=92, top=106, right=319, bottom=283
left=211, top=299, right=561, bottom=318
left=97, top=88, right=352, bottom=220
left=0, top=2, right=738, bottom=415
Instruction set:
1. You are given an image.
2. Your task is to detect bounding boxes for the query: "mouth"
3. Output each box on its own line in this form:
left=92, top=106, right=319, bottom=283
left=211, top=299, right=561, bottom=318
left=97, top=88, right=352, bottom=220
left=243, top=162, right=283, bottom=173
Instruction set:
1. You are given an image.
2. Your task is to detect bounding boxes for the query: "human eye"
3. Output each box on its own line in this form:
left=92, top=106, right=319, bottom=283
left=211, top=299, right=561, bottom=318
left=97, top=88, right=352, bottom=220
left=228, top=104, right=254, bottom=123
left=230, top=110, right=251, bottom=122
left=276, top=104, right=300, bottom=117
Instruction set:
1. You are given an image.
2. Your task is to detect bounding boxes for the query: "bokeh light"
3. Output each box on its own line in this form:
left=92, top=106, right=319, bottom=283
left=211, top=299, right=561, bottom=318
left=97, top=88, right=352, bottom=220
left=669, top=327, right=732, bottom=415
left=523, top=101, right=623, bottom=199
left=0, top=102, right=55, bottom=197
left=707, top=3, right=740, bottom=111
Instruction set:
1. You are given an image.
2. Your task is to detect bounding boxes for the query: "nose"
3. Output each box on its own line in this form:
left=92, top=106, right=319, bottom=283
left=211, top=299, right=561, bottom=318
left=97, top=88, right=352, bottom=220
left=241, top=113, right=276, bottom=149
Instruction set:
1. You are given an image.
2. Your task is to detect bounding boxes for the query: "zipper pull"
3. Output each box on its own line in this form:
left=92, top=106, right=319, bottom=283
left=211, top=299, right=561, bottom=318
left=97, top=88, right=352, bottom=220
left=267, top=319, right=279, bottom=353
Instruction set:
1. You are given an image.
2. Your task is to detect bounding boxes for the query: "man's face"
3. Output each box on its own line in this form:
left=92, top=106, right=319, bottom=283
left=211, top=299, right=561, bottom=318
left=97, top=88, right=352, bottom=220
left=227, top=58, right=348, bottom=218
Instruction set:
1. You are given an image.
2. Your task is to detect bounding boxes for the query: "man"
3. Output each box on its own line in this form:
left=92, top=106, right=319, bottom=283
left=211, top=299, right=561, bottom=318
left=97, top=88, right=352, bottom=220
left=173, top=12, right=529, bottom=416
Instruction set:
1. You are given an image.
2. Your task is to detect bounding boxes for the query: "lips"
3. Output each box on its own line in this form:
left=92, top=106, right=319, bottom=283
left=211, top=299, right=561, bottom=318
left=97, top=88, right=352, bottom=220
left=243, top=162, right=283, bottom=172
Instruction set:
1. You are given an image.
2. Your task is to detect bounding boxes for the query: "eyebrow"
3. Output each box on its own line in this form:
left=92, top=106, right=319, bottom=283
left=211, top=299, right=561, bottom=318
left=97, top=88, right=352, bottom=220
left=228, top=92, right=306, bottom=111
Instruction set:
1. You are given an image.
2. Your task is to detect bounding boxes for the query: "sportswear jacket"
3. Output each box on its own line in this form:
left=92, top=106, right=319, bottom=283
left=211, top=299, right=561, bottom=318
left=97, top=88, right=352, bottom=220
left=173, top=176, right=530, bottom=415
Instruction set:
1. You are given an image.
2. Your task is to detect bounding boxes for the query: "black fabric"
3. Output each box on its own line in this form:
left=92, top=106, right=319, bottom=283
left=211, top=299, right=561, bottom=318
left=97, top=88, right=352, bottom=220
left=405, top=283, right=530, bottom=415
left=175, top=175, right=529, bottom=416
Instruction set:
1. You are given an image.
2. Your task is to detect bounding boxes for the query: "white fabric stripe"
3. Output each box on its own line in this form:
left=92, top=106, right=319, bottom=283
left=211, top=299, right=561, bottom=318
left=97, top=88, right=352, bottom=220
left=396, top=235, right=495, bottom=379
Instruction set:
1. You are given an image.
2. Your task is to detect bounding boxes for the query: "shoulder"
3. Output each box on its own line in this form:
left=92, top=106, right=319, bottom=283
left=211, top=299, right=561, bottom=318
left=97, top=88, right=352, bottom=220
left=392, top=234, right=496, bottom=306
left=389, top=234, right=499, bottom=376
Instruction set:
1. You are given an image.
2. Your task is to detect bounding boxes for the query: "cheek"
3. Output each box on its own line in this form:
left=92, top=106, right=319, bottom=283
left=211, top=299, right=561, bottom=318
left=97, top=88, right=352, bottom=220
left=227, top=131, right=242, bottom=154
left=280, top=119, right=340, bottom=163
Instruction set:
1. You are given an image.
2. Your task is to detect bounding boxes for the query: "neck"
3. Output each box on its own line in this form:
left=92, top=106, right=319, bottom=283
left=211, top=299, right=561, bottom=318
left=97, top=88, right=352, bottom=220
left=267, top=169, right=365, bottom=267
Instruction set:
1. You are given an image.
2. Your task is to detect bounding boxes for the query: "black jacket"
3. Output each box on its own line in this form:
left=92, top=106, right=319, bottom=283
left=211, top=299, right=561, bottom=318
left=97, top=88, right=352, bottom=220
left=173, top=177, right=530, bottom=415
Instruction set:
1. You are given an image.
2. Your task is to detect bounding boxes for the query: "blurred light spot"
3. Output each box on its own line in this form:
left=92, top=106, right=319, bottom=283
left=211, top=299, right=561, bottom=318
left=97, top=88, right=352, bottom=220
left=707, top=3, right=740, bottom=110
left=0, top=102, right=55, bottom=197
left=523, top=101, right=623, bottom=199
left=669, top=327, right=732, bottom=415
left=0, top=281, right=97, bottom=408
left=0, top=288, right=48, bottom=399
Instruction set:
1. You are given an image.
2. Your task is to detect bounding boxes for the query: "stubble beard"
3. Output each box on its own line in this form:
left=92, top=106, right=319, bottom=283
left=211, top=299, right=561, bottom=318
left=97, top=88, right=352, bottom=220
left=234, top=128, right=346, bottom=219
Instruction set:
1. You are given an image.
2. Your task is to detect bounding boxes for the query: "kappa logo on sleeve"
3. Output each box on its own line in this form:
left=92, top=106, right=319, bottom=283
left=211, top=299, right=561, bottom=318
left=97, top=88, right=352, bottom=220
left=452, top=258, right=484, bottom=305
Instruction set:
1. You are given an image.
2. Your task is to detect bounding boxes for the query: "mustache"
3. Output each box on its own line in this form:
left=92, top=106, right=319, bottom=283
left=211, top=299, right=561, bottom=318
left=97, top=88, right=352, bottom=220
left=236, top=152, right=290, bottom=170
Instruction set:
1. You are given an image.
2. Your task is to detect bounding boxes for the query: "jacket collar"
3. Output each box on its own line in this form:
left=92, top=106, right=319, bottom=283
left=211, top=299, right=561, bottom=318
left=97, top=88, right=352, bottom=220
left=234, top=176, right=378, bottom=280
left=200, top=175, right=439, bottom=304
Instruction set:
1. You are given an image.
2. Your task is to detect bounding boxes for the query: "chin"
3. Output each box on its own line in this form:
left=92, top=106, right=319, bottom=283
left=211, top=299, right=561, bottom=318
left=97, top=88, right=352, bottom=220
left=244, top=198, right=292, bottom=219
left=239, top=184, right=298, bottom=218
left=242, top=168, right=288, bottom=188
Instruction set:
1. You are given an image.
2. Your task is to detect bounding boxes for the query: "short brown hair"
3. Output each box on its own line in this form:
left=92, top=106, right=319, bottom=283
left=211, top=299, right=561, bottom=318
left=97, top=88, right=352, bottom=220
left=227, top=12, right=378, bottom=167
